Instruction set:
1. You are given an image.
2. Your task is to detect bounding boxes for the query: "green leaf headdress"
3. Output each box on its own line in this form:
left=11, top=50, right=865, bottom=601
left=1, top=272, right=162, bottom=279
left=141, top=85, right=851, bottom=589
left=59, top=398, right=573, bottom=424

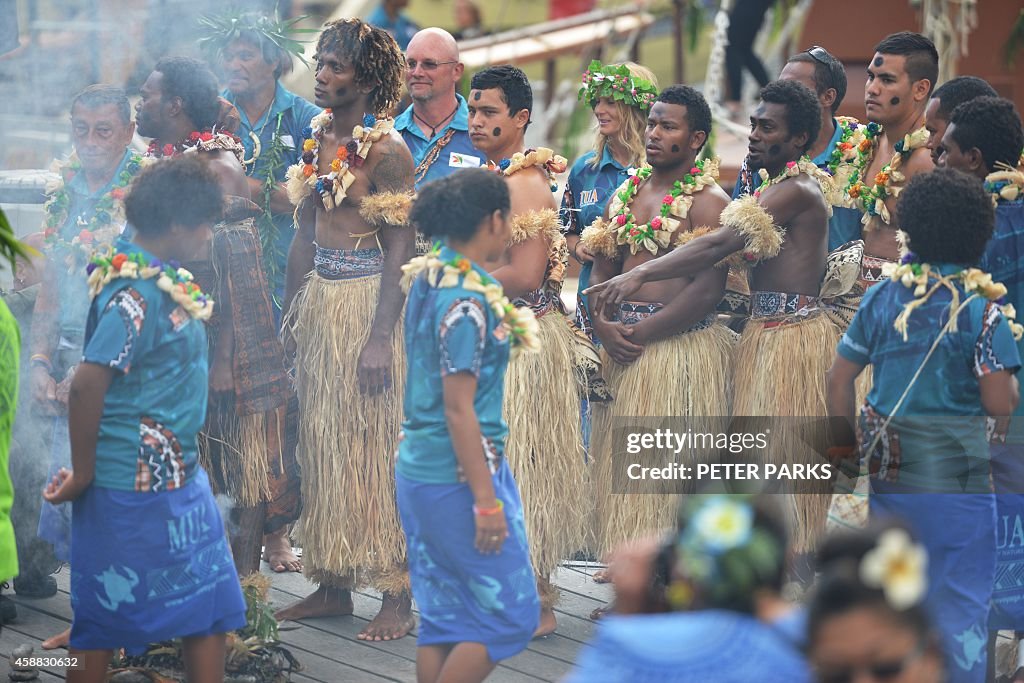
left=197, top=9, right=317, bottom=69
left=578, top=59, right=659, bottom=112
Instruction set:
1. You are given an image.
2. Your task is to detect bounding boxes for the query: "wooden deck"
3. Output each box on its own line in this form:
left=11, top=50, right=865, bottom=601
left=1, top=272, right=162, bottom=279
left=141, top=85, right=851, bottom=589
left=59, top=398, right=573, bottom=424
left=1, top=558, right=611, bottom=682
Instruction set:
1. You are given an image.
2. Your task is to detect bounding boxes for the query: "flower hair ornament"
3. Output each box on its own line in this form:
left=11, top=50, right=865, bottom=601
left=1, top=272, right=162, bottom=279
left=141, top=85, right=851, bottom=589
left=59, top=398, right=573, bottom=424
left=859, top=528, right=928, bottom=610
left=664, top=495, right=783, bottom=611
left=578, top=60, right=658, bottom=112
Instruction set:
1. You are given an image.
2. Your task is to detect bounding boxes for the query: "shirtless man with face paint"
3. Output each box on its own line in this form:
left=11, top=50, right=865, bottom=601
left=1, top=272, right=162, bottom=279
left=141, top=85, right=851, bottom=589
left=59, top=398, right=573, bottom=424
left=467, top=65, right=591, bottom=637
left=277, top=19, right=417, bottom=641
left=588, top=80, right=840, bottom=551
left=849, top=32, right=937, bottom=288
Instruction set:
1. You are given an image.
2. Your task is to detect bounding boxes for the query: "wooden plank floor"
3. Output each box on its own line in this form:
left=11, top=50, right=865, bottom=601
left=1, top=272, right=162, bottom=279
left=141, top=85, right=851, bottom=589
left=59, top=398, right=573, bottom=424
left=0, top=558, right=610, bottom=682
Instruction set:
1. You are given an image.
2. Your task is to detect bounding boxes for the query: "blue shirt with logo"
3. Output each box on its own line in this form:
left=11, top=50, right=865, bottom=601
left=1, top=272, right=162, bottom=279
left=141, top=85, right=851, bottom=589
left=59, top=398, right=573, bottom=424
left=81, top=239, right=209, bottom=491
left=398, top=246, right=510, bottom=483
left=395, top=94, right=482, bottom=190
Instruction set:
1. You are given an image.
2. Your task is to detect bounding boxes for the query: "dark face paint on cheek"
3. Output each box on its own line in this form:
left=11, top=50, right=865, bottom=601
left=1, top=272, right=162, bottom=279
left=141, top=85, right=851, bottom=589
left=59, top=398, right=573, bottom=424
left=890, top=96, right=900, bottom=106
left=768, top=144, right=781, bottom=155
left=492, top=127, right=502, bottom=137
left=335, top=86, right=348, bottom=98
left=874, top=56, right=884, bottom=67
left=671, top=144, right=680, bottom=153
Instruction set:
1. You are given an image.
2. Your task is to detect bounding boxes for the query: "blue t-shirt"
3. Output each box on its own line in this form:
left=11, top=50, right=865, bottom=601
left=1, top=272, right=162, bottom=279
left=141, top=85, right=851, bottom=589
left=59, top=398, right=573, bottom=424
left=81, top=240, right=209, bottom=491
left=559, top=147, right=630, bottom=236
left=222, top=83, right=321, bottom=315
left=395, top=94, right=483, bottom=190
left=398, top=246, right=511, bottom=483
left=981, top=199, right=1024, bottom=439
left=52, top=148, right=139, bottom=352
left=367, top=4, right=419, bottom=49
left=732, top=118, right=862, bottom=252
left=838, top=270, right=1021, bottom=490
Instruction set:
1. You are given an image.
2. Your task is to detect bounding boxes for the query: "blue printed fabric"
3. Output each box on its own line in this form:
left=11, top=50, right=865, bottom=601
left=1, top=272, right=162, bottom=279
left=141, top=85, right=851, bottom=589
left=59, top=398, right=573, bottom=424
left=870, top=492, right=996, bottom=683
left=222, top=83, right=321, bottom=321
left=395, top=94, right=483, bottom=189
left=990, top=441, right=1024, bottom=628
left=69, top=468, right=245, bottom=653
left=81, top=238, right=210, bottom=491
left=397, top=461, right=539, bottom=662
left=398, top=246, right=510, bottom=484
left=731, top=118, right=862, bottom=251
left=564, top=610, right=810, bottom=683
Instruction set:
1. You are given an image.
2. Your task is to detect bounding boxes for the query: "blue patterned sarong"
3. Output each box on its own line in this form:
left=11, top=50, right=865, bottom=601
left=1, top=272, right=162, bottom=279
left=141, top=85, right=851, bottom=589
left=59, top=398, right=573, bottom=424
left=397, top=460, right=539, bottom=661
left=69, top=468, right=245, bottom=654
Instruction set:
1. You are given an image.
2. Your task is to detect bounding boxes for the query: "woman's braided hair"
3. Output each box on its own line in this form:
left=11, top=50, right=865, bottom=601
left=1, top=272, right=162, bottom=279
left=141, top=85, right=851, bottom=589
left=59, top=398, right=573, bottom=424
left=315, top=18, right=406, bottom=115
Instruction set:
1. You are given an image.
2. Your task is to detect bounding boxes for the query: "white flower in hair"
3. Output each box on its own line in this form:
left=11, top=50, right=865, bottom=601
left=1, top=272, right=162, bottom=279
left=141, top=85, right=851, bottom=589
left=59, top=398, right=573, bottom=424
left=691, top=497, right=753, bottom=554
left=859, top=528, right=928, bottom=610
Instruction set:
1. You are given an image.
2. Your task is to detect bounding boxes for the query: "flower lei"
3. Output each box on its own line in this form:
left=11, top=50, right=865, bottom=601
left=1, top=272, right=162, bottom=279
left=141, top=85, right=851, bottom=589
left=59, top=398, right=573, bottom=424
left=887, top=251, right=1023, bottom=342
left=607, top=157, right=720, bottom=255
left=846, top=123, right=929, bottom=227
left=825, top=117, right=866, bottom=175
left=984, top=162, right=1024, bottom=203
left=753, top=155, right=832, bottom=198
left=43, top=152, right=145, bottom=263
left=284, top=110, right=394, bottom=210
left=487, top=147, right=567, bottom=192
left=86, top=249, right=214, bottom=321
left=400, top=247, right=541, bottom=358
left=577, top=59, right=659, bottom=112
left=144, top=130, right=243, bottom=163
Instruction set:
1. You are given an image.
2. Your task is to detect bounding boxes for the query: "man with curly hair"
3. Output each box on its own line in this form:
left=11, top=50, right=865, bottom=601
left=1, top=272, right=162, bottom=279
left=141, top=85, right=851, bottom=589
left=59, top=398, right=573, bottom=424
left=278, top=18, right=417, bottom=641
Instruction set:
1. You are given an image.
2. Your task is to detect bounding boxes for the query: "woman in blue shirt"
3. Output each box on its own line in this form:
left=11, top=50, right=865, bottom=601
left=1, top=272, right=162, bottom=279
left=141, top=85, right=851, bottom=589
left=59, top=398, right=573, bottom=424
left=561, top=61, right=658, bottom=340
left=828, top=169, right=1021, bottom=683
left=42, top=157, right=245, bottom=681
left=398, top=169, right=541, bottom=682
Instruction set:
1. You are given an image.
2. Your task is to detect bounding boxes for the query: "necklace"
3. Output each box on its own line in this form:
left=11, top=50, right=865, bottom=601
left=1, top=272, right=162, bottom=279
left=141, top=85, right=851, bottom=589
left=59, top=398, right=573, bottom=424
left=400, top=246, right=541, bottom=358
left=145, top=130, right=245, bottom=165
left=285, top=109, right=394, bottom=210
left=487, top=147, right=567, bottom=192
left=86, top=248, right=214, bottom=320
left=412, top=101, right=459, bottom=139
left=846, top=123, right=929, bottom=227
left=754, top=156, right=830, bottom=197
left=607, top=158, right=719, bottom=255
left=984, top=163, right=1024, bottom=203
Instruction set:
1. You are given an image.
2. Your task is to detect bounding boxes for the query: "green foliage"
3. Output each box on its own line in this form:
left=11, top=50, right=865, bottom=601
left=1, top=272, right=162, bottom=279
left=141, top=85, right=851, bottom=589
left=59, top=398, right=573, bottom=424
left=0, top=208, right=37, bottom=273
left=239, top=575, right=280, bottom=644
left=254, top=114, right=289, bottom=308
left=1005, top=9, right=1024, bottom=67
left=197, top=6, right=318, bottom=68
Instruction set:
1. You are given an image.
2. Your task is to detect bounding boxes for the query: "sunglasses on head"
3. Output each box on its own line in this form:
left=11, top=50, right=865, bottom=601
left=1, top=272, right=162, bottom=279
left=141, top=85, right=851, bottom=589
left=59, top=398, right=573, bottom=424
left=805, top=45, right=831, bottom=65
left=816, top=641, right=927, bottom=683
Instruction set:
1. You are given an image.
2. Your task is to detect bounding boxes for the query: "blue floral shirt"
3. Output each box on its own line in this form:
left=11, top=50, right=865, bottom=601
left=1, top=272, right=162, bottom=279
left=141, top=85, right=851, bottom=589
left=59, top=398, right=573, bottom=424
left=81, top=239, right=209, bottom=491
left=395, top=94, right=482, bottom=190
left=398, top=246, right=510, bottom=484
left=222, top=83, right=321, bottom=318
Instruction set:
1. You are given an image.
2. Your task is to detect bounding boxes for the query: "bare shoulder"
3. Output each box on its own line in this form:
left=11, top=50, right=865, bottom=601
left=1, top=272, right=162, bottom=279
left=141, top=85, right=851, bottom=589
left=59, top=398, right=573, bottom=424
left=902, top=146, right=935, bottom=178
left=507, top=167, right=557, bottom=210
left=689, top=183, right=731, bottom=228
left=368, top=132, right=414, bottom=193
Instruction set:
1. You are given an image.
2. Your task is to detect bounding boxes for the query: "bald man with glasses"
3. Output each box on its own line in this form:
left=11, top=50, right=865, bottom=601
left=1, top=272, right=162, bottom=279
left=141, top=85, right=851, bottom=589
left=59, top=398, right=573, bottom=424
left=395, top=28, right=483, bottom=193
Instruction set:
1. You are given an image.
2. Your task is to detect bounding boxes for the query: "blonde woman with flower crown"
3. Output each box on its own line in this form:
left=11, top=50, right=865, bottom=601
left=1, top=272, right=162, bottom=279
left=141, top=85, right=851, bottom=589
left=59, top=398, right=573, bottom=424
left=827, top=169, right=1021, bottom=683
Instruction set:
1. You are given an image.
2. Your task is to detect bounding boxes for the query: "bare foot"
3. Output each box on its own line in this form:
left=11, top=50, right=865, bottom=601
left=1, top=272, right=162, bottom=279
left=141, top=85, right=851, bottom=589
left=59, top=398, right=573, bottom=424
left=262, top=529, right=302, bottom=573
left=275, top=585, right=353, bottom=622
left=42, top=627, right=70, bottom=650
left=589, top=602, right=613, bottom=621
left=357, top=591, right=414, bottom=641
left=533, top=607, right=556, bottom=638
left=592, top=568, right=611, bottom=584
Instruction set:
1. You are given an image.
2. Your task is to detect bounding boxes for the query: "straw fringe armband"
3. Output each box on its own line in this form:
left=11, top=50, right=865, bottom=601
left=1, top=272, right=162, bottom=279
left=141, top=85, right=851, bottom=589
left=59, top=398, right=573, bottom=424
left=580, top=218, right=620, bottom=260
left=509, top=208, right=562, bottom=246
left=715, top=195, right=785, bottom=270
left=359, top=191, right=414, bottom=228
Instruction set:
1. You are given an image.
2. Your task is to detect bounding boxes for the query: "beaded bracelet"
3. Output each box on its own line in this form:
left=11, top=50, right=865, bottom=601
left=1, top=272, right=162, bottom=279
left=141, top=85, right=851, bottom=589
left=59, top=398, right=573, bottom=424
left=29, top=354, right=52, bottom=371
left=473, top=499, right=504, bottom=516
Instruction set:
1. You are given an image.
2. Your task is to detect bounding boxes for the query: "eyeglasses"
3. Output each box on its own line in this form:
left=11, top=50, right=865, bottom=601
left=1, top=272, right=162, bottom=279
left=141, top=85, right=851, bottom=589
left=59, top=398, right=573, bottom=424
left=805, top=45, right=831, bottom=66
left=815, top=641, right=927, bottom=683
left=406, top=59, right=457, bottom=72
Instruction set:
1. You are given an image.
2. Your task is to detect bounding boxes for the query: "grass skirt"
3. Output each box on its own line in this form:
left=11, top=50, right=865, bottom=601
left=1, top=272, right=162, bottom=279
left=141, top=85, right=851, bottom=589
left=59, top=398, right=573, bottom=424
left=285, top=272, right=407, bottom=593
left=732, top=312, right=840, bottom=551
left=592, top=323, right=735, bottom=556
left=503, top=312, right=589, bottom=593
